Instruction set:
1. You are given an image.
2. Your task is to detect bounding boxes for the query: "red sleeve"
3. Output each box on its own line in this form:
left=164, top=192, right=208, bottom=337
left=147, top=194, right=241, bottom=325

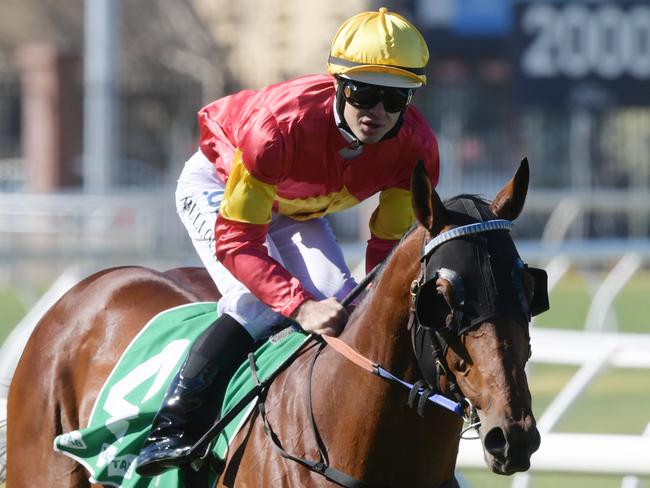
left=364, top=111, right=440, bottom=274
left=214, top=213, right=314, bottom=317
left=365, top=237, right=398, bottom=274
left=407, top=106, right=440, bottom=190
left=198, top=91, right=257, bottom=181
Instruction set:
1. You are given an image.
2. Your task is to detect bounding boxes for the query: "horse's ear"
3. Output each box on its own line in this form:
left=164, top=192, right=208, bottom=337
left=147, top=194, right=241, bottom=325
left=491, top=157, right=529, bottom=221
left=411, top=160, right=447, bottom=235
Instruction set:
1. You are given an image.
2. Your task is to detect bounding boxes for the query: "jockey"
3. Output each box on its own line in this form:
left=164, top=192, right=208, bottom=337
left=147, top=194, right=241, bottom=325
left=136, top=7, right=439, bottom=477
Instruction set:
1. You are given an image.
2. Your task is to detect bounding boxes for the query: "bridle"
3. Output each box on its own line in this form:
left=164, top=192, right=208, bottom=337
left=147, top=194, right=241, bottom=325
left=408, top=200, right=549, bottom=425
left=190, top=199, right=549, bottom=487
left=407, top=219, right=515, bottom=427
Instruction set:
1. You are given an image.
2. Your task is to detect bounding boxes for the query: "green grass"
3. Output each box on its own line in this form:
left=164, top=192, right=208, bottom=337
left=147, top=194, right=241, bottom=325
left=535, top=271, right=592, bottom=330
left=535, top=270, right=650, bottom=333
left=0, top=286, right=26, bottom=345
left=614, top=275, right=650, bottom=333
left=459, top=270, right=650, bottom=487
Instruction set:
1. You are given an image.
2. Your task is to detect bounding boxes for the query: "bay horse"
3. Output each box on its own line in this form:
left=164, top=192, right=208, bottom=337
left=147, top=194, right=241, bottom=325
left=6, top=159, right=542, bottom=487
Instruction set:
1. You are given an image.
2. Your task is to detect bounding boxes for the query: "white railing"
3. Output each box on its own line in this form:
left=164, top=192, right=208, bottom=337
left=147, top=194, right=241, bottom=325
left=0, top=190, right=649, bottom=486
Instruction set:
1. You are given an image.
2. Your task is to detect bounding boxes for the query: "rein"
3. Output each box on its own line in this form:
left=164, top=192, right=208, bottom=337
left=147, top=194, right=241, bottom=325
left=319, top=334, right=463, bottom=417
left=193, top=221, right=518, bottom=486
left=254, top=216, right=546, bottom=486
left=244, top=259, right=468, bottom=488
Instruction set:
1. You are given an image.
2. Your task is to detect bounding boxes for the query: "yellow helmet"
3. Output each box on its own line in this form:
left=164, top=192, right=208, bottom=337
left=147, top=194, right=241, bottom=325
left=327, top=7, right=429, bottom=88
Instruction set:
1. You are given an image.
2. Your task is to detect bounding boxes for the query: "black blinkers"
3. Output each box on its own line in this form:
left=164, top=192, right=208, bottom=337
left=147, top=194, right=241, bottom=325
left=414, top=201, right=549, bottom=336
left=415, top=235, right=549, bottom=335
left=409, top=196, right=550, bottom=410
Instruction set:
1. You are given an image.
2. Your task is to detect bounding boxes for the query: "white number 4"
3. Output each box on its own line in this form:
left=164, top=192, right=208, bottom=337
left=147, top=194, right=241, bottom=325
left=102, top=339, right=190, bottom=441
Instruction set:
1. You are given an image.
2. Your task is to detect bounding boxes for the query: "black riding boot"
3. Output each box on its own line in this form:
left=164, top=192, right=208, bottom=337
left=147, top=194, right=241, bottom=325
left=135, top=313, right=253, bottom=477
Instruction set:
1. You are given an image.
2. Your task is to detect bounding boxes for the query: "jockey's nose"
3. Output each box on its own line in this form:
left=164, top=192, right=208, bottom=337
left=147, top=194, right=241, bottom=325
left=368, top=101, right=387, bottom=116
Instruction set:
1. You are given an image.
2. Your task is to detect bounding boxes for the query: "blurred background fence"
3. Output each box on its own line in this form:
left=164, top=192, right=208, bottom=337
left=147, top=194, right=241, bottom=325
left=0, top=0, right=649, bottom=487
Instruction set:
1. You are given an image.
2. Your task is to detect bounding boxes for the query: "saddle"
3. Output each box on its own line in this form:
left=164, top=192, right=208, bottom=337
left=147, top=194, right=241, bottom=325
left=54, top=302, right=309, bottom=487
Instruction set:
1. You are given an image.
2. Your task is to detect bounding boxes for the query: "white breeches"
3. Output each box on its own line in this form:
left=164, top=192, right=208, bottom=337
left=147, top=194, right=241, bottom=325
left=175, top=150, right=357, bottom=340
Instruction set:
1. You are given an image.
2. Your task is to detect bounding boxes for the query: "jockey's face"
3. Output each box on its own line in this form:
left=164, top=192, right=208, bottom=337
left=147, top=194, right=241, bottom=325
left=343, top=98, right=401, bottom=144
left=335, top=78, right=405, bottom=144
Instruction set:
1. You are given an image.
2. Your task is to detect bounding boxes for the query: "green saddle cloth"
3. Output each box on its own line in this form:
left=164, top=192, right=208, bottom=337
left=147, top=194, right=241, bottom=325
left=53, top=302, right=309, bottom=487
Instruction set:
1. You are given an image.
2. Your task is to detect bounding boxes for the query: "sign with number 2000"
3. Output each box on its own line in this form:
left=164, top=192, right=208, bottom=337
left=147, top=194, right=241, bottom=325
left=513, top=1, right=650, bottom=106
left=520, top=3, right=650, bottom=79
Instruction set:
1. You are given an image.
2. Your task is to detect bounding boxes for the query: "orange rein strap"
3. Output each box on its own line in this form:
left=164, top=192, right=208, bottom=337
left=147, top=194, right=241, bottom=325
left=320, top=333, right=463, bottom=417
left=329, top=261, right=464, bottom=417
left=321, top=334, right=378, bottom=373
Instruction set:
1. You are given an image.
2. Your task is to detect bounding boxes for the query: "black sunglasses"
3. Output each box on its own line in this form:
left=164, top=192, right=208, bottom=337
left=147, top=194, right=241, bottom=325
left=340, top=79, right=413, bottom=113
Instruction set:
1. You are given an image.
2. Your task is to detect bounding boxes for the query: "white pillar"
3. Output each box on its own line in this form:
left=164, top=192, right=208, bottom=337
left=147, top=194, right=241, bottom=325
left=83, top=0, right=120, bottom=194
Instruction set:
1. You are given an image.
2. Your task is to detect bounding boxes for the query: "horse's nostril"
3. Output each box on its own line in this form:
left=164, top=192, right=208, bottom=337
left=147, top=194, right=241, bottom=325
left=529, top=427, right=541, bottom=454
left=484, top=427, right=507, bottom=459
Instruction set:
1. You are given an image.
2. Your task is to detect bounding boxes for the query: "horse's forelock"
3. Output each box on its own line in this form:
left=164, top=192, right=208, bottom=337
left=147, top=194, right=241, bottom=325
left=443, top=194, right=496, bottom=224
left=444, top=194, right=491, bottom=211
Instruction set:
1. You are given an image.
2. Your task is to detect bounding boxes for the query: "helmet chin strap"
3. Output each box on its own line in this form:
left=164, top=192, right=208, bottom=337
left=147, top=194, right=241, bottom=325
left=334, top=84, right=362, bottom=148
left=333, top=81, right=406, bottom=148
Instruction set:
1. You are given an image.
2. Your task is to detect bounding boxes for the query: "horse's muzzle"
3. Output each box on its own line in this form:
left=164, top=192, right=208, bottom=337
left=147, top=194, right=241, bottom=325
left=481, top=417, right=541, bottom=475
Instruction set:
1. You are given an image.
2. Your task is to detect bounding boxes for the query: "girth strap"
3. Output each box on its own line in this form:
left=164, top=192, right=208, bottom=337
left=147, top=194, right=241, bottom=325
left=252, top=346, right=373, bottom=488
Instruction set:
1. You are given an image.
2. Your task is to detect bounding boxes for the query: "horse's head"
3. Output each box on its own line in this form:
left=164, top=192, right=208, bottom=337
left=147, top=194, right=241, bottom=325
left=410, top=158, right=548, bottom=475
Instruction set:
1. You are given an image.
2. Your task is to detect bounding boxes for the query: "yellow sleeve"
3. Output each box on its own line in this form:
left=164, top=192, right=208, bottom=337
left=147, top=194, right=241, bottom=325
left=220, top=149, right=277, bottom=224
left=368, top=188, right=415, bottom=239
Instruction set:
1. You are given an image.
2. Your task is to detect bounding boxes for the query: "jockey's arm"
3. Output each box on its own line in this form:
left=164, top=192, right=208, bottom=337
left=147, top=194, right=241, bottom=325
left=215, top=152, right=349, bottom=336
left=215, top=213, right=349, bottom=337
left=365, top=187, right=415, bottom=272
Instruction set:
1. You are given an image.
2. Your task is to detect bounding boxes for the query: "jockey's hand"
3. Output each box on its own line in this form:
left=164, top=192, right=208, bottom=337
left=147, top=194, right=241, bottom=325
left=291, top=298, right=348, bottom=337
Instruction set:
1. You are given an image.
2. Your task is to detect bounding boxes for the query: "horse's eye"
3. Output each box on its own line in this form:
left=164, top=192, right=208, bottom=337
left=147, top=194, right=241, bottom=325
left=454, top=357, right=468, bottom=373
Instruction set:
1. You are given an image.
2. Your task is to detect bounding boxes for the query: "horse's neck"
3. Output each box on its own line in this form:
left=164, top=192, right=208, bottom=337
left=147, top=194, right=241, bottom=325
left=344, top=226, right=424, bottom=376
left=314, top=227, right=460, bottom=485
